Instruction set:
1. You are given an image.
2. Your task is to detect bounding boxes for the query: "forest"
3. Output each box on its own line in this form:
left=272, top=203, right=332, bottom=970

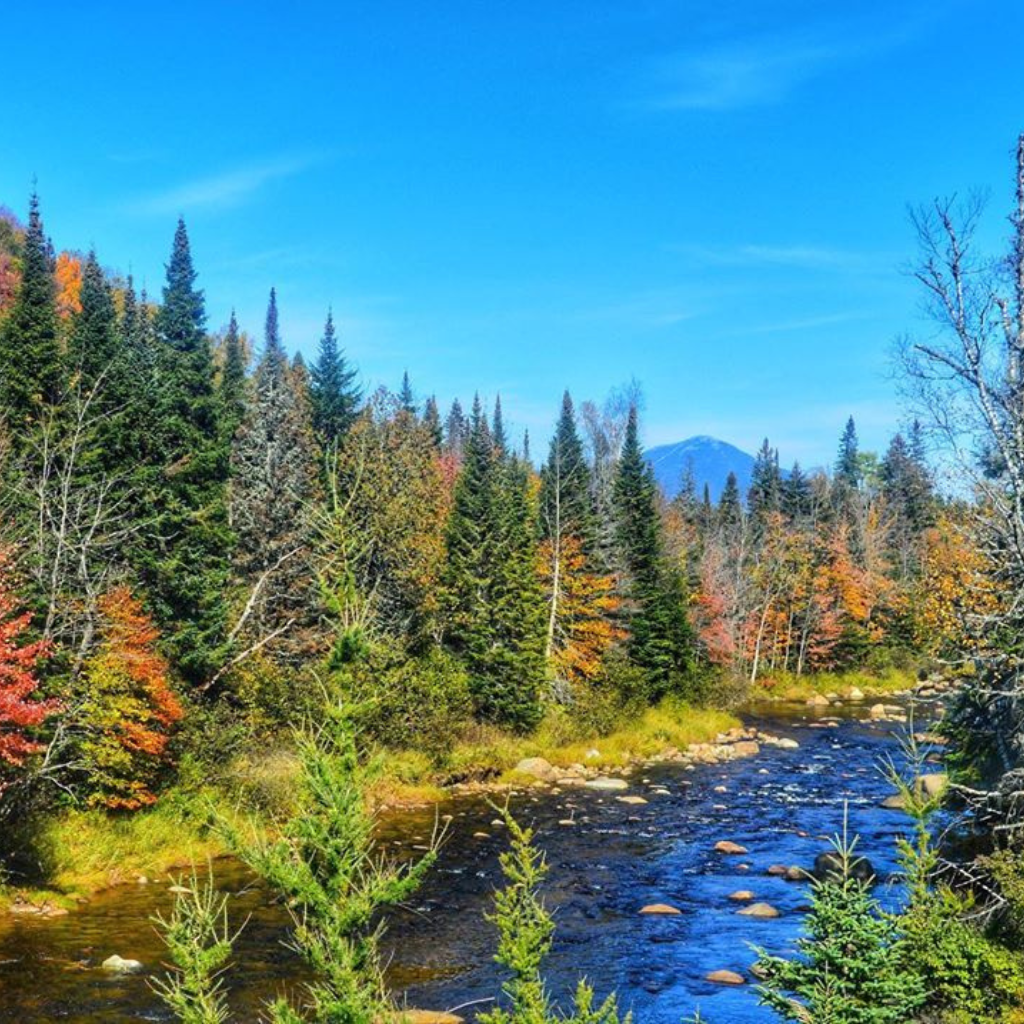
left=2, top=146, right=1024, bottom=1024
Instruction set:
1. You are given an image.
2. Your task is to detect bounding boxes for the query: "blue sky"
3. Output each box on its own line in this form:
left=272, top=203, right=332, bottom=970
left=4, top=0, right=1024, bottom=466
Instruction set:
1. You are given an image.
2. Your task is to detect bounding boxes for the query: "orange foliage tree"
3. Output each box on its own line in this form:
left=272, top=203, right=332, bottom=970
left=538, top=535, right=622, bottom=685
left=79, top=587, right=183, bottom=810
left=0, top=548, right=56, bottom=777
left=54, top=251, right=82, bottom=319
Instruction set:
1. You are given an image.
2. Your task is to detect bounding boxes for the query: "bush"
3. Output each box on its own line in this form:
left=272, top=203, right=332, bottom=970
left=341, top=645, right=473, bottom=758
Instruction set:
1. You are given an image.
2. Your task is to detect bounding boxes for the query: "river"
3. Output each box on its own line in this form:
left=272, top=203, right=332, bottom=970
left=0, top=701, right=931, bottom=1023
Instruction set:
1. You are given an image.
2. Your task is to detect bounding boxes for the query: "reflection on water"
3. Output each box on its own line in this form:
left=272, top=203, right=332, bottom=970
left=0, top=703, right=929, bottom=1023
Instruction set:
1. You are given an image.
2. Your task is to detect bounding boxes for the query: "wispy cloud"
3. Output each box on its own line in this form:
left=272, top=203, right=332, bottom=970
left=649, top=36, right=836, bottom=112
left=636, top=7, right=943, bottom=113
left=669, top=241, right=882, bottom=272
left=126, top=155, right=319, bottom=216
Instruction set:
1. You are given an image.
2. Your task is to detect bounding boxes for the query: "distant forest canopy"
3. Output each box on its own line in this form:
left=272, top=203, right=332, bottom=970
left=0, top=194, right=964, bottom=817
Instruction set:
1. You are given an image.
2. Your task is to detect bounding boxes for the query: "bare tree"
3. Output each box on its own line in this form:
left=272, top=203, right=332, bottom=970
left=900, top=135, right=1024, bottom=826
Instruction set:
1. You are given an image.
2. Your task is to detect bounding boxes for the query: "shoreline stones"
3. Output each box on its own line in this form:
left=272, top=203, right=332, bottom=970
left=585, top=777, right=629, bottom=792
left=737, top=902, right=780, bottom=919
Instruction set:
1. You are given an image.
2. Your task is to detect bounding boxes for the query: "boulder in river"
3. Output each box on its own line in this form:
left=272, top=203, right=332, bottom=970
left=514, top=757, right=559, bottom=782
left=617, top=795, right=648, bottom=805
left=920, top=773, right=948, bottom=798
left=101, top=954, right=143, bottom=973
left=640, top=903, right=682, bottom=915
left=814, top=851, right=875, bottom=883
left=806, top=693, right=830, bottom=707
left=714, top=840, right=749, bottom=855
left=706, top=969, right=745, bottom=985
left=585, top=777, right=629, bottom=791
left=737, top=902, right=781, bottom=919
left=729, top=890, right=755, bottom=901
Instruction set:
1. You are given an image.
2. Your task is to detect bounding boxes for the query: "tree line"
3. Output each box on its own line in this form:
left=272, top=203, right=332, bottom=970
left=0, top=194, right=949, bottom=828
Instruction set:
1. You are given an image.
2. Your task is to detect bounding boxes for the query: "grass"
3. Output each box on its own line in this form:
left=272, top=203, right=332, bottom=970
left=750, top=667, right=918, bottom=703
left=1, top=699, right=741, bottom=907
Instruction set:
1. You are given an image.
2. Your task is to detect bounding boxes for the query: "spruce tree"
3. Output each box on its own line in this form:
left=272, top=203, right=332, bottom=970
left=69, top=250, right=119, bottom=388
left=748, top=438, right=782, bottom=525
left=612, top=407, right=695, bottom=698
left=492, top=394, right=507, bottom=455
left=443, top=397, right=544, bottom=730
left=444, top=398, right=467, bottom=459
left=782, top=461, right=812, bottom=521
left=540, top=391, right=595, bottom=551
left=0, top=193, right=61, bottom=433
left=144, top=218, right=231, bottom=685
left=310, top=310, right=360, bottom=446
left=218, top=311, right=247, bottom=442
left=718, top=471, right=742, bottom=528
left=399, top=370, right=415, bottom=416
left=423, top=395, right=443, bottom=448
left=230, top=289, right=317, bottom=660
left=836, top=416, right=861, bottom=488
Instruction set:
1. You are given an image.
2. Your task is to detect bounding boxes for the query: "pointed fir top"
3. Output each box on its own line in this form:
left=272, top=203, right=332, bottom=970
left=158, top=217, right=206, bottom=348
left=263, top=287, right=286, bottom=369
left=400, top=370, right=415, bottom=414
left=492, top=394, right=507, bottom=452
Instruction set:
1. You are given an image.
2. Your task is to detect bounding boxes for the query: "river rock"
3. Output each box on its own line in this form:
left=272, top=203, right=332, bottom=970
left=806, top=693, right=830, bottom=707
left=814, top=851, right=874, bottom=883
left=869, top=703, right=886, bottom=719
left=706, top=969, right=745, bottom=985
left=920, top=773, right=948, bottom=798
left=737, top=902, right=781, bottom=919
left=640, top=903, right=682, bottom=915
left=732, top=740, right=761, bottom=758
left=101, top=954, right=143, bottom=973
left=785, top=865, right=807, bottom=881
left=729, top=890, right=755, bottom=901
left=585, top=776, right=629, bottom=791
left=847, top=686, right=865, bottom=701
left=714, top=840, right=748, bottom=855
left=881, top=794, right=907, bottom=810
left=617, top=795, right=648, bottom=805
left=168, top=884, right=190, bottom=894
left=514, top=757, right=559, bottom=782
left=766, top=864, right=788, bottom=876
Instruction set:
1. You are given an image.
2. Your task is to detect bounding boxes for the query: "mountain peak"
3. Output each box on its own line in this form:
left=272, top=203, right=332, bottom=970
left=645, top=435, right=756, bottom=501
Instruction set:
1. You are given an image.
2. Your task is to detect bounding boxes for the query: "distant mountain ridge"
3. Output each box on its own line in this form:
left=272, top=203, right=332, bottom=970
left=645, top=435, right=756, bottom=502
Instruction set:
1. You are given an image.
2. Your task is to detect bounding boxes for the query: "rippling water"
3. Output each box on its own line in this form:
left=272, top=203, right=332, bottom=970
left=0, top=702, right=930, bottom=1023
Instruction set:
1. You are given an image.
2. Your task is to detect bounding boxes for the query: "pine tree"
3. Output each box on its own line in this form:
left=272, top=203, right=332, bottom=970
left=68, top=250, right=119, bottom=388
left=399, top=370, right=415, bottom=416
left=748, top=438, right=782, bottom=525
left=230, top=289, right=317, bottom=662
left=310, top=310, right=360, bottom=446
left=836, top=416, right=861, bottom=488
left=445, top=398, right=468, bottom=459
left=718, top=471, right=742, bottom=528
left=443, top=397, right=544, bottom=730
left=612, top=407, right=695, bottom=697
left=218, top=311, right=247, bottom=442
left=0, top=193, right=62, bottom=433
left=492, top=394, right=507, bottom=455
left=144, top=219, right=231, bottom=685
left=782, top=461, right=812, bottom=520
left=423, top=395, right=443, bottom=447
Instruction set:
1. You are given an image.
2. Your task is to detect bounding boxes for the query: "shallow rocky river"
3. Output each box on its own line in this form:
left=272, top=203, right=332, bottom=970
left=0, top=702, right=929, bottom=1023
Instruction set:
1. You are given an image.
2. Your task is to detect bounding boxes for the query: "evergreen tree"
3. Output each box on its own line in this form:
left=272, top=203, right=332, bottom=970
left=69, top=250, right=119, bottom=389
left=748, top=438, right=782, bottom=524
left=230, top=289, right=317, bottom=661
left=310, top=310, right=360, bottom=446
left=612, top=407, right=695, bottom=696
left=399, top=370, right=415, bottom=416
left=492, top=394, right=507, bottom=455
left=782, top=461, right=813, bottom=520
left=836, top=416, right=861, bottom=488
left=0, top=193, right=61, bottom=432
left=443, top=397, right=544, bottom=730
left=423, top=395, right=443, bottom=447
left=444, top=398, right=468, bottom=459
left=218, top=311, right=247, bottom=441
left=718, top=471, right=742, bottom=528
left=144, top=218, right=231, bottom=685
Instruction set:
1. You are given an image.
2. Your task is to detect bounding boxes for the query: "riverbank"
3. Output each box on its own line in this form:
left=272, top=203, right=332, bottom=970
left=1, top=700, right=744, bottom=915
left=749, top=666, right=924, bottom=703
